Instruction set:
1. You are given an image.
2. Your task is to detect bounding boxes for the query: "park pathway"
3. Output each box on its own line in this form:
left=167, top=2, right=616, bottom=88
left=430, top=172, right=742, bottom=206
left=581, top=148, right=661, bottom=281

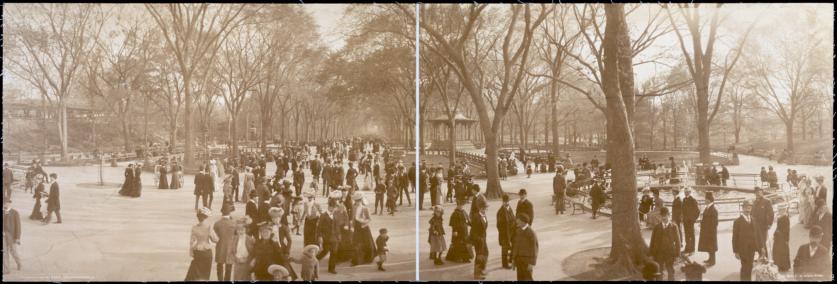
left=418, top=152, right=831, bottom=281
left=3, top=150, right=416, bottom=281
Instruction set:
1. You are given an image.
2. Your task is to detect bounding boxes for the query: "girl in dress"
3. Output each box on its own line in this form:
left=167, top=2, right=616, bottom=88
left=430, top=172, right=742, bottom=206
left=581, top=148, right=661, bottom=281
left=158, top=161, right=169, bottom=189
left=428, top=205, right=447, bottom=265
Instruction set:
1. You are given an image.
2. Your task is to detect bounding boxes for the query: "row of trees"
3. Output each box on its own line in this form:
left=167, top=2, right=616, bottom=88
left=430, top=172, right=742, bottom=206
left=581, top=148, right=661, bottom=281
left=5, top=4, right=370, bottom=169
left=411, top=3, right=832, bottom=274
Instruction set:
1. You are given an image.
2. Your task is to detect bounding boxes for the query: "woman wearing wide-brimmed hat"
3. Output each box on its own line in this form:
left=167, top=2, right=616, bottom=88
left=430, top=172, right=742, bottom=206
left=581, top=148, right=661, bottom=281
left=351, top=192, right=377, bottom=265
left=186, top=207, right=217, bottom=281
left=231, top=217, right=255, bottom=281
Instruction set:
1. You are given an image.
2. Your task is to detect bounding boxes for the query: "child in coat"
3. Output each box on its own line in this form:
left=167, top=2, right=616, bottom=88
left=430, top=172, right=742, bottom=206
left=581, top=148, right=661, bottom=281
left=376, top=228, right=389, bottom=271
left=290, top=244, right=320, bottom=280
left=291, top=197, right=303, bottom=235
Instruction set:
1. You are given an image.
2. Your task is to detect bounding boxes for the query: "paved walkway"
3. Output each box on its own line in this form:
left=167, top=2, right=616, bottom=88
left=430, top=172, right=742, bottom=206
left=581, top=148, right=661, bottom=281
left=3, top=156, right=416, bottom=281
left=418, top=154, right=832, bottom=281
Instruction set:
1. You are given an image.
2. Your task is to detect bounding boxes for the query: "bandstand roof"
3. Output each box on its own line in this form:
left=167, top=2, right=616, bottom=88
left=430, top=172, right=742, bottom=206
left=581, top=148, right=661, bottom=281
left=427, top=113, right=477, bottom=125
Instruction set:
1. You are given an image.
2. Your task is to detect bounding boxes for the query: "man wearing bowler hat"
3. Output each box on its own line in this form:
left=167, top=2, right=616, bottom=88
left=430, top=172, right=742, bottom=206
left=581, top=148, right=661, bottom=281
left=511, top=213, right=538, bottom=280
left=516, top=189, right=534, bottom=226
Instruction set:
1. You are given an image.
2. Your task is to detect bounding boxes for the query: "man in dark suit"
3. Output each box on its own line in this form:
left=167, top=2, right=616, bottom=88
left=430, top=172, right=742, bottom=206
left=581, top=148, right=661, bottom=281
left=214, top=205, right=236, bottom=280
left=317, top=199, right=343, bottom=274
left=496, top=194, right=516, bottom=269
left=516, top=189, right=534, bottom=226
left=671, top=188, right=684, bottom=244
left=43, top=173, right=62, bottom=224
left=751, top=187, right=774, bottom=256
left=732, top=200, right=759, bottom=281
left=293, top=167, right=305, bottom=197
left=511, top=213, right=538, bottom=281
left=471, top=204, right=488, bottom=280
left=682, top=188, right=701, bottom=255
left=245, top=192, right=260, bottom=237
left=230, top=166, right=240, bottom=202
left=553, top=167, right=567, bottom=215
left=3, top=198, right=22, bottom=273
left=648, top=207, right=680, bottom=281
left=470, top=185, right=488, bottom=219
left=698, top=192, right=718, bottom=266
left=793, top=225, right=831, bottom=280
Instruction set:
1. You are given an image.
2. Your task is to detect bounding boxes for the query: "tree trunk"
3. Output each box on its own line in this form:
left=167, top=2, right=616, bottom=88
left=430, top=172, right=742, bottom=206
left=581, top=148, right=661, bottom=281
left=122, top=115, right=132, bottom=152
left=183, top=75, right=195, bottom=169
left=58, top=100, right=69, bottom=160
left=785, top=120, right=794, bottom=153
left=483, top=131, right=503, bottom=199
left=449, top=118, right=456, bottom=166
left=604, top=4, right=646, bottom=273
left=230, top=112, right=239, bottom=158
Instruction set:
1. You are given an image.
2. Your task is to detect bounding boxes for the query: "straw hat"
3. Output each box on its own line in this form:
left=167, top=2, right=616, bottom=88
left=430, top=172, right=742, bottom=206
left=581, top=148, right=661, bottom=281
left=198, top=207, right=212, bottom=217
left=267, top=264, right=289, bottom=278
left=352, top=191, right=364, bottom=201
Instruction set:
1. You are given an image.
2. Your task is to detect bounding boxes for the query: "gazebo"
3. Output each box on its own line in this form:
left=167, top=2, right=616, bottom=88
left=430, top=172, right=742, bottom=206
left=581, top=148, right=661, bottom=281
left=427, top=112, right=479, bottom=149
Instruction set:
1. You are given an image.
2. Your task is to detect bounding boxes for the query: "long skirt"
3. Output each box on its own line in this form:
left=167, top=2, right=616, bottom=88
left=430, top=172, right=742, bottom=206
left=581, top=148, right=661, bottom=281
left=798, top=197, right=813, bottom=225
left=772, top=232, right=790, bottom=272
left=303, top=218, right=319, bottom=246
left=159, top=173, right=169, bottom=189
left=336, top=228, right=354, bottom=263
left=119, top=178, right=132, bottom=196
left=170, top=172, right=182, bottom=189
left=233, top=259, right=252, bottom=281
left=185, top=249, right=213, bottom=281
left=30, top=198, right=44, bottom=220
left=445, top=235, right=473, bottom=262
left=352, top=223, right=377, bottom=264
left=429, top=235, right=447, bottom=253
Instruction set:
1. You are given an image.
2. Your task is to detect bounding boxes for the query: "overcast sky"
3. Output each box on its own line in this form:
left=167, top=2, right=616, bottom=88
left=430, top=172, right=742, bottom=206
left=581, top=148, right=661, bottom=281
left=304, top=4, right=349, bottom=52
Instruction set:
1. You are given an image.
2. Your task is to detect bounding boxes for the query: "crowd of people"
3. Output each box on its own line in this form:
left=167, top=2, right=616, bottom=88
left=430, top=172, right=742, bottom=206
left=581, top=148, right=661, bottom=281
left=183, top=138, right=402, bottom=281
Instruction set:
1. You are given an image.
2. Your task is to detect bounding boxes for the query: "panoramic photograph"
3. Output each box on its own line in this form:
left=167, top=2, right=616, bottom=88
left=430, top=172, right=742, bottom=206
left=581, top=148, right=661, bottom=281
left=3, top=3, right=416, bottom=281
left=2, top=2, right=834, bottom=283
left=414, top=3, right=832, bottom=282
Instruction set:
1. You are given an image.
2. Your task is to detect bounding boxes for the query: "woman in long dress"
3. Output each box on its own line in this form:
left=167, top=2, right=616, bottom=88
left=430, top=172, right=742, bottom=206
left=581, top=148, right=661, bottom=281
left=351, top=194, right=377, bottom=265
left=446, top=199, right=473, bottom=262
left=170, top=162, right=182, bottom=189
left=797, top=177, right=814, bottom=226
left=231, top=218, right=255, bottom=281
left=132, top=164, right=143, bottom=197
left=159, top=162, right=169, bottom=189
left=30, top=178, right=46, bottom=220
left=242, top=167, right=255, bottom=205
left=772, top=207, right=790, bottom=272
left=185, top=208, right=217, bottom=281
left=119, top=164, right=134, bottom=196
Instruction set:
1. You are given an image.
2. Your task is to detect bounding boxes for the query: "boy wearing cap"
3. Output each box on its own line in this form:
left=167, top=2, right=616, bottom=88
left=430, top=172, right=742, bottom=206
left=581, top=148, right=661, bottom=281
left=471, top=203, right=489, bottom=280
left=732, top=200, right=759, bottom=281
left=511, top=213, right=538, bottom=280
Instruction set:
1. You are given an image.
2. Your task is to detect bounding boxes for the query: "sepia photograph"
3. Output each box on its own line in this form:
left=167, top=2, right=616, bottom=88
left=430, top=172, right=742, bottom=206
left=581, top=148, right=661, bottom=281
left=414, top=3, right=832, bottom=282
left=3, top=3, right=416, bottom=281
left=2, top=2, right=834, bottom=283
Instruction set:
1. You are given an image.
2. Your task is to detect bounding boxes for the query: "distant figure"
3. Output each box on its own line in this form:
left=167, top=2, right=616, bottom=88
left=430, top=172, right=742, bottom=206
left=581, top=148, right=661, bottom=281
left=3, top=163, right=14, bottom=202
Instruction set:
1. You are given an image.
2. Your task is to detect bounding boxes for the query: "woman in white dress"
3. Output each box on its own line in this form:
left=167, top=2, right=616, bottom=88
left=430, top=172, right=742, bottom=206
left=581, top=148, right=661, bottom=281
left=797, top=176, right=814, bottom=226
